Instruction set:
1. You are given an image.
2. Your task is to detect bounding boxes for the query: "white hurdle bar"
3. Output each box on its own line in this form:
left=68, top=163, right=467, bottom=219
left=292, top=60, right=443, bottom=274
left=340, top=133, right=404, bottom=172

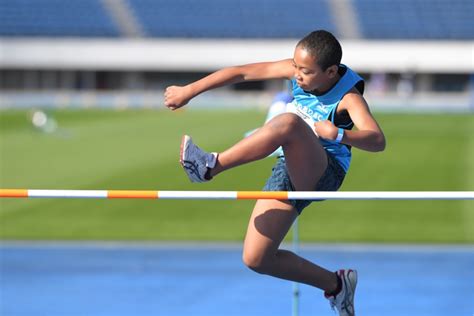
left=1, top=189, right=473, bottom=200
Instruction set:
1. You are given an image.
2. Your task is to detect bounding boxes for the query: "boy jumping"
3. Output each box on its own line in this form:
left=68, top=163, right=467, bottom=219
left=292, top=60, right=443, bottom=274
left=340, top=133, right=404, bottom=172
left=164, top=30, right=386, bottom=316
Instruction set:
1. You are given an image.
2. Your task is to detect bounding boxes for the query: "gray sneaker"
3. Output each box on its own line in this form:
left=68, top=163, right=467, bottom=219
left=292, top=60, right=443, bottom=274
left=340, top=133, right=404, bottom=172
left=180, top=135, right=218, bottom=183
left=325, top=269, right=357, bottom=316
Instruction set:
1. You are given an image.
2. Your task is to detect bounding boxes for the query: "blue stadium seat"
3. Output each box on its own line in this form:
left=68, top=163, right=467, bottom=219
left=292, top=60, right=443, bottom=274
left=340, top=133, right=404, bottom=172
left=127, top=0, right=337, bottom=38
left=354, top=0, right=474, bottom=39
left=1, top=0, right=471, bottom=39
left=0, top=0, right=119, bottom=37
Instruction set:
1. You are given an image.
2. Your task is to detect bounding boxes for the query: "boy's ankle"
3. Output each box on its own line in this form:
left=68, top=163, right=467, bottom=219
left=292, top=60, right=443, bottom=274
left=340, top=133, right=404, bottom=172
left=205, top=154, right=220, bottom=179
left=204, top=168, right=213, bottom=180
left=324, top=273, right=342, bottom=297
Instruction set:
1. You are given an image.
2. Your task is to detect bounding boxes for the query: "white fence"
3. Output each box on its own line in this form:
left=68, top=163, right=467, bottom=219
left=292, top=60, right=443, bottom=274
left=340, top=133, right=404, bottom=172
left=1, top=38, right=473, bottom=73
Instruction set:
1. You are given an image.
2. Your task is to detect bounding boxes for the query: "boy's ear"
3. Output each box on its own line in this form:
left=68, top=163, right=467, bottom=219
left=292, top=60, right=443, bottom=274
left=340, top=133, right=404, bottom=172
left=326, top=65, right=339, bottom=78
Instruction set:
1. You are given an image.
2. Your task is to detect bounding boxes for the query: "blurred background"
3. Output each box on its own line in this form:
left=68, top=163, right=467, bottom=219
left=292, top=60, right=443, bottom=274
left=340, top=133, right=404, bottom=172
left=0, top=1, right=473, bottom=316
left=0, top=0, right=473, bottom=111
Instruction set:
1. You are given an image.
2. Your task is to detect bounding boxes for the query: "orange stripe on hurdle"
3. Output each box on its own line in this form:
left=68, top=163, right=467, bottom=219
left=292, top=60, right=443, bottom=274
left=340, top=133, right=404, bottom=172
left=107, top=190, right=158, bottom=199
left=237, top=191, right=289, bottom=200
left=0, top=189, right=29, bottom=198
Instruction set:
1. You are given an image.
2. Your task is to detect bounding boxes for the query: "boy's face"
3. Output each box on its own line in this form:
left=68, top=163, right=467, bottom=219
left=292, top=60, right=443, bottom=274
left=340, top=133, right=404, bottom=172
left=292, top=46, right=336, bottom=92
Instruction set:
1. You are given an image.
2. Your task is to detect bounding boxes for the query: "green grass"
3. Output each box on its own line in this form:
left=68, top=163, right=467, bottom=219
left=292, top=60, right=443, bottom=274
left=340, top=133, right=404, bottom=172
left=0, top=109, right=473, bottom=243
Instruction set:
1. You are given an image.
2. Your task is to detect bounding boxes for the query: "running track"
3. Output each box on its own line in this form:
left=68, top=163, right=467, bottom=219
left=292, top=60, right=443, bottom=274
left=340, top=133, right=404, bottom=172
left=1, top=243, right=473, bottom=316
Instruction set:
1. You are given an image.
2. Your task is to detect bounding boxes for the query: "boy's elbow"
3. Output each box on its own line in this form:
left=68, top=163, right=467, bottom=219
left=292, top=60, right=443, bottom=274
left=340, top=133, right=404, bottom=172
left=366, top=132, right=385, bottom=152
left=375, top=134, right=386, bottom=152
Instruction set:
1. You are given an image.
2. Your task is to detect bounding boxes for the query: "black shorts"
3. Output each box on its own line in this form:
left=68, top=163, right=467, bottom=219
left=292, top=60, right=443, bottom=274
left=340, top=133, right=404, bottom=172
left=262, top=153, right=346, bottom=214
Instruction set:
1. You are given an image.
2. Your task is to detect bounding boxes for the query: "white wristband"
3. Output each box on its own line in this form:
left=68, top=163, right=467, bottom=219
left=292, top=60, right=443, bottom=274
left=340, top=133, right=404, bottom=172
left=335, top=128, right=344, bottom=143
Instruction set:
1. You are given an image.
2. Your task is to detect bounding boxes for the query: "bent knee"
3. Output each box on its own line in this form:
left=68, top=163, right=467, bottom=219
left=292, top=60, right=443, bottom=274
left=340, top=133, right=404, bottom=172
left=242, top=250, right=272, bottom=274
left=268, top=113, right=304, bottom=135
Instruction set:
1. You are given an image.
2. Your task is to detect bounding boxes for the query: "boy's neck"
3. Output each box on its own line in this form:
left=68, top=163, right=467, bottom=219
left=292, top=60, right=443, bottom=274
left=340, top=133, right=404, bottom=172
left=310, top=65, right=345, bottom=96
left=311, top=73, right=341, bottom=96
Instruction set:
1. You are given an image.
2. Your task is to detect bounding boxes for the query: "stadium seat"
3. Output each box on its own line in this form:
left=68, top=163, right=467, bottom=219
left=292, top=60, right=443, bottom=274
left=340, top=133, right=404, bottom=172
left=0, top=0, right=472, bottom=39
left=127, top=0, right=337, bottom=38
left=353, top=0, right=474, bottom=39
left=0, top=0, right=119, bottom=37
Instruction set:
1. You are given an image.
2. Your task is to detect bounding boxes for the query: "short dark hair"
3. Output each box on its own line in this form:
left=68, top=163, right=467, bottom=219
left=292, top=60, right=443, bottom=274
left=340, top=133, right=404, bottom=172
left=297, top=30, right=342, bottom=71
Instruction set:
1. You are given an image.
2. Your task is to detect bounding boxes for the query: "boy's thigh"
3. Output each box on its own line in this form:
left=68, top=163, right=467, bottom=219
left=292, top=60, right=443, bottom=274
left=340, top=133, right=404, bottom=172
left=279, top=115, right=328, bottom=190
left=243, top=199, right=298, bottom=256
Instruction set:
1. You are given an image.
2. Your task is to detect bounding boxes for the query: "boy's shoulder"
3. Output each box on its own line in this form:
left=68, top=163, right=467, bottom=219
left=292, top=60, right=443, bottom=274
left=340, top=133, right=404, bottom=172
left=341, top=65, right=365, bottom=95
left=339, top=87, right=369, bottom=112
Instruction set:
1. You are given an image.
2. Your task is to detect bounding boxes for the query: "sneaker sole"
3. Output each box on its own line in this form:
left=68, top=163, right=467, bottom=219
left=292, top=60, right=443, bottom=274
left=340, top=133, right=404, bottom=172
left=180, top=135, right=202, bottom=182
left=342, top=269, right=357, bottom=316
left=180, top=135, right=190, bottom=166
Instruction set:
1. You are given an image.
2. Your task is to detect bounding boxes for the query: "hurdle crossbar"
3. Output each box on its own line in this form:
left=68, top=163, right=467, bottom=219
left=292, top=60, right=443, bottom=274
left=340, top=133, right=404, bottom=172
left=1, top=189, right=473, bottom=200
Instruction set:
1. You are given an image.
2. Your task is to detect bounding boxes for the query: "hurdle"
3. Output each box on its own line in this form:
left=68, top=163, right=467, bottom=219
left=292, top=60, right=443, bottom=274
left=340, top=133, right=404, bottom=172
left=2, top=188, right=472, bottom=316
left=1, top=189, right=473, bottom=200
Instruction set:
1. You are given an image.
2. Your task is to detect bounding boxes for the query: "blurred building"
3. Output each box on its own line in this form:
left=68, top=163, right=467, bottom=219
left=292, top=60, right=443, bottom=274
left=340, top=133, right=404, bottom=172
left=0, top=0, right=473, bottom=111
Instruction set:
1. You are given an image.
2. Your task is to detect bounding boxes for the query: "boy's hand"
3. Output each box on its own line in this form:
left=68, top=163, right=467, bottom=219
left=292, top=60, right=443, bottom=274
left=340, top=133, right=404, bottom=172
left=314, top=120, right=338, bottom=141
left=164, top=85, right=192, bottom=110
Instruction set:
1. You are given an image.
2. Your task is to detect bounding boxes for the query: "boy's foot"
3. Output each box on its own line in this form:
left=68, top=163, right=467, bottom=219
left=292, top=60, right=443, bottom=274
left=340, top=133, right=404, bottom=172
left=180, top=135, right=218, bottom=183
left=325, top=269, right=357, bottom=316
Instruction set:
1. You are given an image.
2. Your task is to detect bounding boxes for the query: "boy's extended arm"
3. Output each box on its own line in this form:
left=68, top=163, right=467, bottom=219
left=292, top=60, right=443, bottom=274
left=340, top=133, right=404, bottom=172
left=165, top=59, right=294, bottom=110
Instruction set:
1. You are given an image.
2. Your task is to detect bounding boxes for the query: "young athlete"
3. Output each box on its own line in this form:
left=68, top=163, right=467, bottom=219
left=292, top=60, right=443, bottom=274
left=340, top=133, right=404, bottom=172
left=164, top=30, right=385, bottom=316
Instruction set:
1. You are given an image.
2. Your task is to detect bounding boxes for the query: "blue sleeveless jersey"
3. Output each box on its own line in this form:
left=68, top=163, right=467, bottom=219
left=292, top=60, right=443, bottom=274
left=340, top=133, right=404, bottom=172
left=289, top=65, right=364, bottom=173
